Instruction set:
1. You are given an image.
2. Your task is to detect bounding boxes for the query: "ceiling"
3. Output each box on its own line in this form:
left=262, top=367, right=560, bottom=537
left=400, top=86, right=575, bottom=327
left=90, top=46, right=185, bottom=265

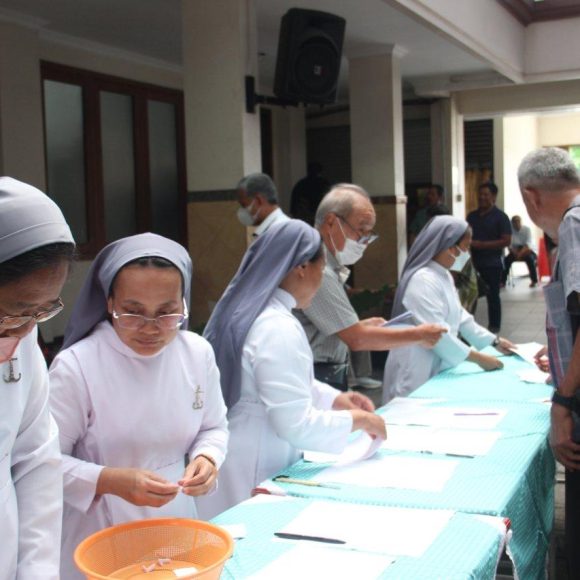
left=0, top=0, right=534, bottom=100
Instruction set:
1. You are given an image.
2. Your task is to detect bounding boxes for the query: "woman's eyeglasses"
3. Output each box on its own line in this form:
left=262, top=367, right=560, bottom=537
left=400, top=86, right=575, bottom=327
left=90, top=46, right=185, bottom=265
left=0, top=298, right=64, bottom=330
left=112, top=303, right=189, bottom=330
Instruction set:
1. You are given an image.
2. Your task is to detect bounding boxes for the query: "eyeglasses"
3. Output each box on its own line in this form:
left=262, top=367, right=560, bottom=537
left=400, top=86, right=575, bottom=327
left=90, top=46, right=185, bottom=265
left=0, top=298, right=64, bottom=330
left=337, top=216, right=379, bottom=245
left=112, top=303, right=189, bottom=330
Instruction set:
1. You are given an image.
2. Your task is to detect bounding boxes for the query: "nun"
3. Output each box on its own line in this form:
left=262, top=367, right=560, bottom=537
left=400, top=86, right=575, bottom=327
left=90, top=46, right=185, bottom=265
left=383, top=216, right=514, bottom=402
left=0, top=177, right=75, bottom=578
left=197, top=219, right=386, bottom=519
left=48, top=233, right=229, bottom=580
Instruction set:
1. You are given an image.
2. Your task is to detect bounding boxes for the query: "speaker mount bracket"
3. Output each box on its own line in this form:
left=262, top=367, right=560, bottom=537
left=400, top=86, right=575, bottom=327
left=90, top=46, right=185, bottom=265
left=245, top=76, right=299, bottom=114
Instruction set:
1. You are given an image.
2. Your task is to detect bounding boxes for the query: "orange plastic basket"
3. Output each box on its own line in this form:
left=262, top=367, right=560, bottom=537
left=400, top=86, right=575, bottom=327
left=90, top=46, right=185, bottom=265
left=74, top=518, right=233, bottom=579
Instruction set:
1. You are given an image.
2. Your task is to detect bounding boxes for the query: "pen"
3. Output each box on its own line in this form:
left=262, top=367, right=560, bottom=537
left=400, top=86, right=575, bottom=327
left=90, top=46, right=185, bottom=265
left=274, top=532, right=346, bottom=544
left=420, top=450, right=474, bottom=459
left=273, top=476, right=340, bottom=489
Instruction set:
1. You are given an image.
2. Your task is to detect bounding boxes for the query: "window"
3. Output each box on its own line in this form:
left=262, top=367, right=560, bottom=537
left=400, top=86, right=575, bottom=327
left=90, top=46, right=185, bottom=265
left=42, top=62, right=187, bottom=256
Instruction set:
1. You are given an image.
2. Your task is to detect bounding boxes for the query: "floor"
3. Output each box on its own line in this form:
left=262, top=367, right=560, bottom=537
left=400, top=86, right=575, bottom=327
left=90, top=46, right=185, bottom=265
left=356, top=266, right=566, bottom=579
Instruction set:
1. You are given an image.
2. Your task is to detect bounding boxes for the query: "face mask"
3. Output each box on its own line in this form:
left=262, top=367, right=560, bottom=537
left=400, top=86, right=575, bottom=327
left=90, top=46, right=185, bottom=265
left=332, top=220, right=367, bottom=266
left=237, top=200, right=259, bottom=227
left=450, top=248, right=470, bottom=272
left=0, top=336, right=20, bottom=363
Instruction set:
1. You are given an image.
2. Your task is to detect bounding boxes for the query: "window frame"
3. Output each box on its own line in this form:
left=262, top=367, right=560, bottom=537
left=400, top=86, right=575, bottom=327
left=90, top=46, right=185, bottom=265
left=41, top=61, right=188, bottom=258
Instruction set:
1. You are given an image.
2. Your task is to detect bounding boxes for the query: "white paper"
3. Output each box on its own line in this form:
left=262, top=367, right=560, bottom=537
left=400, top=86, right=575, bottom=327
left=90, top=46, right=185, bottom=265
left=219, top=523, right=247, bottom=540
left=303, top=432, right=384, bottom=465
left=381, top=425, right=500, bottom=457
left=382, top=311, right=416, bottom=327
left=276, top=501, right=454, bottom=557
left=509, top=342, right=544, bottom=365
left=517, top=368, right=550, bottom=384
left=312, top=454, right=458, bottom=492
left=248, top=544, right=394, bottom=580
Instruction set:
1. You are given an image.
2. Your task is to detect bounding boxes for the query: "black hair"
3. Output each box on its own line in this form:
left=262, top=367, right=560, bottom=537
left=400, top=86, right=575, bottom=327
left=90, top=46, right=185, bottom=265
left=479, top=181, right=498, bottom=196
left=426, top=204, right=450, bottom=218
left=430, top=184, right=444, bottom=198
left=0, top=242, right=75, bottom=287
left=308, top=241, right=325, bottom=263
left=452, top=225, right=472, bottom=247
left=109, top=256, right=183, bottom=297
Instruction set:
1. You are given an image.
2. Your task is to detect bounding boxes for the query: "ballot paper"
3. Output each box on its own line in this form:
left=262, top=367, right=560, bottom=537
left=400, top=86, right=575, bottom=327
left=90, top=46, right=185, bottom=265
left=312, top=454, right=458, bottom=492
left=303, top=432, right=384, bottom=465
left=508, top=342, right=544, bottom=365
left=248, top=544, right=394, bottom=580
left=382, top=311, right=417, bottom=327
left=381, top=424, right=501, bottom=457
left=517, top=368, right=550, bottom=384
left=274, top=501, right=454, bottom=557
left=219, top=523, right=247, bottom=540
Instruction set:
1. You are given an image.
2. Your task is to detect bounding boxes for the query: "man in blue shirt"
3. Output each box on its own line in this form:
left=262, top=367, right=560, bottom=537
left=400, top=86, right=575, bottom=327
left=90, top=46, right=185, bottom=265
left=467, top=182, right=511, bottom=333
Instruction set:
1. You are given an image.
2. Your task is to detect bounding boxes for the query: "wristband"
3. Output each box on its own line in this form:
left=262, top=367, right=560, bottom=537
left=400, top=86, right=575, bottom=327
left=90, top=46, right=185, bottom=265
left=551, top=391, right=575, bottom=411
left=492, top=337, right=500, bottom=347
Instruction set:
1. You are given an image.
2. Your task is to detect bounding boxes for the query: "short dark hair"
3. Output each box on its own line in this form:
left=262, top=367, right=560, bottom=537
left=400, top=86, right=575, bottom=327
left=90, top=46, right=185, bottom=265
left=237, top=173, right=278, bottom=204
left=0, top=242, right=75, bottom=287
left=479, top=181, right=498, bottom=196
left=109, top=256, right=183, bottom=297
left=308, top=240, right=325, bottom=263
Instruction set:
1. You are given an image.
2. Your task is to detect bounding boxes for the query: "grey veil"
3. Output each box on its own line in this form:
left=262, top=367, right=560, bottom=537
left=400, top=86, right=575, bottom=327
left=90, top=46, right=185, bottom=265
left=204, top=219, right=321, bottom=409
left=391, top=215, right=469, bottom=317
left=63, top=233, right=192, bottom=349
left=0, top=177, right=74, bottom=263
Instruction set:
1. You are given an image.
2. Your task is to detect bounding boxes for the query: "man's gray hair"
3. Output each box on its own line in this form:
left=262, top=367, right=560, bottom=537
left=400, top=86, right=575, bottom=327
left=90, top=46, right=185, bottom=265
left=236, top=173, right=278, bottom=204
left=518, top=147, right=580, bottom=193
left=315, top=183, right=370, bottom=226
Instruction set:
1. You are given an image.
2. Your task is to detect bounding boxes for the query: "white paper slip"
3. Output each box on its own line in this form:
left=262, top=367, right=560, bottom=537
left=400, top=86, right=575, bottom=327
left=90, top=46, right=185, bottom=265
left=303, top=432, right=384, bottom=465
left=248, top=544, right=394, bottom=580
left=509, top=342, right=544, bottom=365
left=517, top=368, right=550, bottom=384
left=219, top=523, right=247, bottom=540
left=312, top=454, right=458, bottom=492
left=275, top=501, right=454, bottom=558
left=381, top=397, right=448, bottom=425
left=382, top=425, right=501, bottom=457
left=382, top=311, right=416, bottom=327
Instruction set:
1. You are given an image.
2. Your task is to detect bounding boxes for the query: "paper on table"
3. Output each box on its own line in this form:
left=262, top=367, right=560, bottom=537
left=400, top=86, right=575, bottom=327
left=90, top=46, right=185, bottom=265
left=382, top=311, right=416, bottom=327
left=276, top=501, right=454, bottom=557
left=313, top=454, right=458, bottom=492
left=219, top=523, right=247, bottom=540
left=517, top=368, right=550, bottom=384
left=248, top=544, right=394, bottom=580
left=382, top=425, right=501, bottom=457
left=509, top=342, right=544, bottom=365
left=303, top=432, right=384, bottom=465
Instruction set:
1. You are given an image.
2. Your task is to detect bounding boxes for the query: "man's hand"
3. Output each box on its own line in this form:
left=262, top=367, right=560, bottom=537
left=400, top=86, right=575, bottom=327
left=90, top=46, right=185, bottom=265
left=534, top=345, right=551, bottom=373
left=550, top=404, right=580, bottom=470
left=416, top=324, right=447, bottom=348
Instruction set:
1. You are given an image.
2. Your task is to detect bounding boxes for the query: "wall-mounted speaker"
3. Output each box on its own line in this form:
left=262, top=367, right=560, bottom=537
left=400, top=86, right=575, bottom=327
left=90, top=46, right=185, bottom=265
left=274, top=8, right=346, bottom=105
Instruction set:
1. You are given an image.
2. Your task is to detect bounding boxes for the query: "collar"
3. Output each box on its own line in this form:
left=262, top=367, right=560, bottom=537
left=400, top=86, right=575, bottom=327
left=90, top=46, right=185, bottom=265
left=272, top=287, right=297, bottom=310
left=254, top=207, right=284, bottom=236
left=428, top=260, right=450, bottom=277
left=98, top=320, right=170, bottom=360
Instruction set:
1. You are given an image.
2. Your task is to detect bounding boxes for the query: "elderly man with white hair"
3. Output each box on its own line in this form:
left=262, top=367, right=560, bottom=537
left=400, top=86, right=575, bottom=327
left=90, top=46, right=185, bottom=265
left=518, top=146, right=580, bottom=577
left=294, top=183, right=446, bottom=391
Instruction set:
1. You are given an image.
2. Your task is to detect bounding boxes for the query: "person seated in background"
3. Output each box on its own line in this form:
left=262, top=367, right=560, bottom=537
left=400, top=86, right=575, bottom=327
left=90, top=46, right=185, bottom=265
left=49, top=233, right=229, bottom=580
left=196, top=219, right=386, bottom=519
left=383, top=216, right=514, bottom=403
left=502, top=215, right=538, bottom=288
left=408, top=184, right=448, bottom=246
left=236, top=172, right=289, bottom=236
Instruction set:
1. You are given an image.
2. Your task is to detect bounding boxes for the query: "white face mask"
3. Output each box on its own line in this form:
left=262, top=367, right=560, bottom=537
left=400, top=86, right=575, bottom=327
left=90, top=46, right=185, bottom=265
left=236, top=200, right=259, bottom=227
left=450, top=247, right=470, bottom=272
left=332, top=220, right=367, bottom=266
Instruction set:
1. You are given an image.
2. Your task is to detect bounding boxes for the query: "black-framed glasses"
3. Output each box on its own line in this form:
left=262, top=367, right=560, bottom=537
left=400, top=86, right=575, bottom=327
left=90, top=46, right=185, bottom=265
left=112, top=302, right=189, bottom=330
left=337, top=215, right=379, bottom=245
left=0, top=298, right=64, bottom=330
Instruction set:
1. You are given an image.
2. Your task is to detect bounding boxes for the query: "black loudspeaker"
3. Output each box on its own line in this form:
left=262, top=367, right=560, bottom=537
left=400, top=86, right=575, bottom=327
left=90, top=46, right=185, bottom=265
left=274, top=8, right=346, bottom=105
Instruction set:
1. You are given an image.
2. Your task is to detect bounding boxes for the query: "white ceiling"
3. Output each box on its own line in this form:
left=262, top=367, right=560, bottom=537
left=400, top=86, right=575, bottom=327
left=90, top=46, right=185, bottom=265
left=0, top=0, right=497, bottom=98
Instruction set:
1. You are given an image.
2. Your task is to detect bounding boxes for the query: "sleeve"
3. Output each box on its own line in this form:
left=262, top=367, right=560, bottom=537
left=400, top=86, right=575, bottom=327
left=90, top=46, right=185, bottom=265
left=301, top=270, right=358, bottom=336
left=403, top=271, right=471, bottom=367
left=560, top=208, right=580, bottom=316
left=12, top=341, right=62, bottom=579
left=248, top=317, right=352, bottom=453
left=500, top=211, right=512, bottom=237
left=188, top=343, right=229, bottom=468
left=49, top=353, right=105, bottom=514
left=458, top=307, right=496, bottom=350
left=311, top=379, right=341, bottom=410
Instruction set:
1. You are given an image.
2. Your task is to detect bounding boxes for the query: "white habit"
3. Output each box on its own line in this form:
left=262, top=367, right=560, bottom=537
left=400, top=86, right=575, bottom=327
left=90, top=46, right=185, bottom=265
left=196, top=289, right=352, bottom=519
left=49, top=321, right=228, bottom=580
left=383, top=261, right=495, bottom=401
left=0, top=326, right=62, bottom=580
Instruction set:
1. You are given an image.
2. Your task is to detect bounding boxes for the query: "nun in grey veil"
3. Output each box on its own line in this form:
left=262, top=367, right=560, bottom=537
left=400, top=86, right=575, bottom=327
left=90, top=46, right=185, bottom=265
left=383, top=215, right=511, bottom=402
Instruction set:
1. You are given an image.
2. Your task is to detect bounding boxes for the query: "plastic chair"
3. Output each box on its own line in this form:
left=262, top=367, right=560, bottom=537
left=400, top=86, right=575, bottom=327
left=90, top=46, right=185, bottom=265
left=74, top=518, right=234, bottom=580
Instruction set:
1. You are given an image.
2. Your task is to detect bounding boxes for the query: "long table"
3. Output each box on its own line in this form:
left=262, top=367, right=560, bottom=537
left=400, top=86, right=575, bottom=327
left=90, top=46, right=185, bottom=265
left=213, top=352, right=555, bottom=579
